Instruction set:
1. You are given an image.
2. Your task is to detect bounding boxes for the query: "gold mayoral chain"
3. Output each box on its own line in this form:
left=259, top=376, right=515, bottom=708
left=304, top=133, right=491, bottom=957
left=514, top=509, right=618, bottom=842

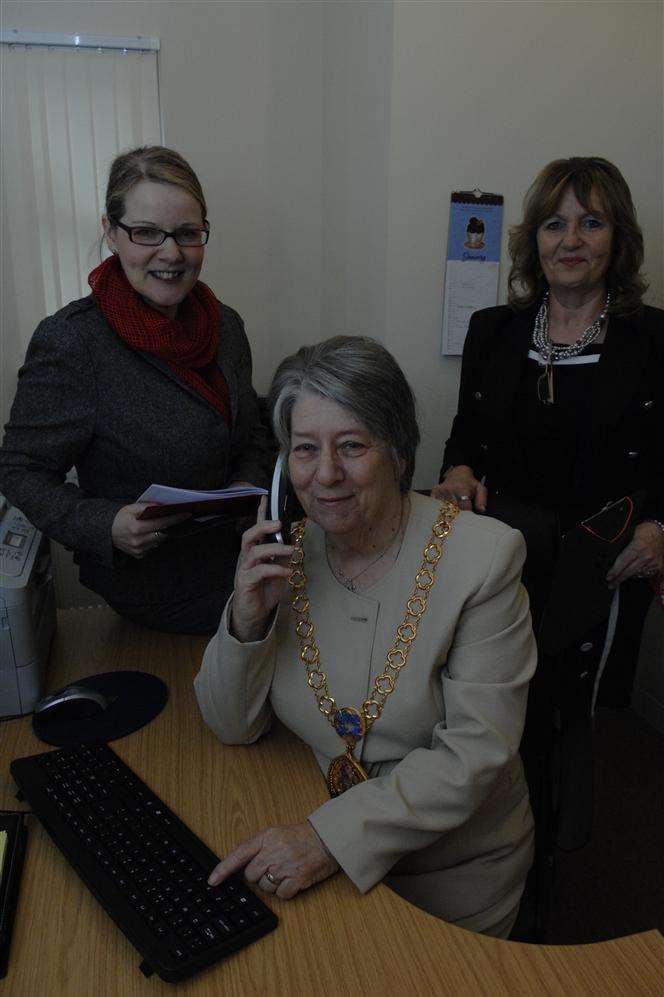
left=287, top=501, right=459, bottom=798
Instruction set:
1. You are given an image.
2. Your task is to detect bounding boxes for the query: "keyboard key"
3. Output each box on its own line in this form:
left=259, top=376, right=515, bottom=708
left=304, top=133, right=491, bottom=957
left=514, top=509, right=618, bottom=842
left=247, top=907, right=266, bottom=922
left=199, top=925, right=218, bottom=946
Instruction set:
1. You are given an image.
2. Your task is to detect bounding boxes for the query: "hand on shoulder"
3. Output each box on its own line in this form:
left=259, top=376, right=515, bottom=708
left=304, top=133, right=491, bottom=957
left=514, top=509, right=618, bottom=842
left=431, top=465, right=487, bottom=512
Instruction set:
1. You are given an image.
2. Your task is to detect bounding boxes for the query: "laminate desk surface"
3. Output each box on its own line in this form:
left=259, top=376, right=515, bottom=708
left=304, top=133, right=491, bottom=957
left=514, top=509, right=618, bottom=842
left=1, top=609, right=661, bottom=996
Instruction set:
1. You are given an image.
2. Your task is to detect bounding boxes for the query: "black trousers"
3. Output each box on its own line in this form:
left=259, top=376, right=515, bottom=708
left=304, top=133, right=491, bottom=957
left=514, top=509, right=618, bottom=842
left=486, top=494, right=654, bottom=939
left=81, top=519, right=242, bottom=636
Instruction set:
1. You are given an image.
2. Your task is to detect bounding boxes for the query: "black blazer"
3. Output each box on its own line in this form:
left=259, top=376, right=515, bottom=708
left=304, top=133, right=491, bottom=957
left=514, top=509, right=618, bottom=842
left=441, top=304, right=664, bottom=523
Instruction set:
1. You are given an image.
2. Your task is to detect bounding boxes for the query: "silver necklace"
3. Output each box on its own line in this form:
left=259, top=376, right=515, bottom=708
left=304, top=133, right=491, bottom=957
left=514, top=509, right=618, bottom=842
left=326, top=499, right=407, bottom=592
left=532, top=290, right=610, bottom=361
left=532, top=291, right=610, bottom=405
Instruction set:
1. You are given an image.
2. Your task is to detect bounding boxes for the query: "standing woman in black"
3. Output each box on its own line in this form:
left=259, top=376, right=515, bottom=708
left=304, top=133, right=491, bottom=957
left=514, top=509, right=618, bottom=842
left=432, top=156, right=663, bottom=931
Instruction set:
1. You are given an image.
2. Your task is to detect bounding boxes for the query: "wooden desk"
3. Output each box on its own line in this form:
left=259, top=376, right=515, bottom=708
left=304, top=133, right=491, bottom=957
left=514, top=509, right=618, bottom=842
left=2, top=609, right=662, bottom=996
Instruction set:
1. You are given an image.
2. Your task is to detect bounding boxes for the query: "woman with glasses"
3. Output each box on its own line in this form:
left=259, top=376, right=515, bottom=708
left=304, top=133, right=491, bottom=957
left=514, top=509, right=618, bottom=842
left=432, top=156, right=663, bottom=935
left=0, top=146, right=273, bottom=633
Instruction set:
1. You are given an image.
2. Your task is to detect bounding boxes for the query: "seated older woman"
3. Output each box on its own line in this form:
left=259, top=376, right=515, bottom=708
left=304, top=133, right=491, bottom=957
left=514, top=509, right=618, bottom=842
left=195, top=336, right=536, bottom=938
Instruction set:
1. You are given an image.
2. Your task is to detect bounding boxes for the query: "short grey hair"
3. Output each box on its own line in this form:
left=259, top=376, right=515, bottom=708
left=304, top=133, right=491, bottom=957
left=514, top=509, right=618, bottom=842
left=268, top=336, right=420, bottom=493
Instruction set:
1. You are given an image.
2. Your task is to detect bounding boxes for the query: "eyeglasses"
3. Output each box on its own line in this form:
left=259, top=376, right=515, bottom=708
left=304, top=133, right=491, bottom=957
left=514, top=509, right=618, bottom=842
left=537, top=364, right=555, bottom=405
left=110, top=218, right=210, bottom=247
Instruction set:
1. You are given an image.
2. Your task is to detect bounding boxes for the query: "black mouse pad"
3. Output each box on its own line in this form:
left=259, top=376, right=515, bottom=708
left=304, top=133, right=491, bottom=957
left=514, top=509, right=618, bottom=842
left=32, top=671, right=168, bottom=747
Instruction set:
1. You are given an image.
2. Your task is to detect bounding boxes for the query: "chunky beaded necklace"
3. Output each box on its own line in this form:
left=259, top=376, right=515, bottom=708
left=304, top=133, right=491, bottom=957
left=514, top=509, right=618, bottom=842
left=287, top=501, right=459, bottom=797
left=532, top=291, right=610, bottom=405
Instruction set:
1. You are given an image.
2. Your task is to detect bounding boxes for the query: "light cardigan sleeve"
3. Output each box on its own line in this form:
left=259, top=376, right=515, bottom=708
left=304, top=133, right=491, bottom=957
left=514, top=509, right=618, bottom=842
left=308, top=528, right=536, bottom=894
left=194, top=598, right=278, bottom=744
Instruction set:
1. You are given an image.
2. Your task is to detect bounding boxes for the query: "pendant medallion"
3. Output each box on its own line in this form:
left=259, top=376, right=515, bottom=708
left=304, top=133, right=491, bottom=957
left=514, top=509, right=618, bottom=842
left=327, top=750, right=368, bottom=798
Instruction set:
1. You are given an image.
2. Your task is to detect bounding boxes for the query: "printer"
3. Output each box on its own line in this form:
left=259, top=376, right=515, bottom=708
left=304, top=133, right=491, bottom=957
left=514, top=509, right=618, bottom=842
left=0, top=499, right=56, bottom=717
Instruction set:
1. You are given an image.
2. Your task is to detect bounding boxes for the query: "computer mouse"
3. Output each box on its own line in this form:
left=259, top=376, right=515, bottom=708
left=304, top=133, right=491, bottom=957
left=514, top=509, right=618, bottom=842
left=33, top=685, right=109, bottom=723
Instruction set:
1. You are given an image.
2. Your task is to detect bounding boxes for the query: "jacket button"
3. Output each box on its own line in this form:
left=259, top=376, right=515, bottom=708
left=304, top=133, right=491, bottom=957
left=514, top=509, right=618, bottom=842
left=627, top=450, right=639, bottom=459
left=474, top=391, right=483, bottom=401
left=643, top=400, right=654, bottom=409
left=580, top=642, right=594, bottom=653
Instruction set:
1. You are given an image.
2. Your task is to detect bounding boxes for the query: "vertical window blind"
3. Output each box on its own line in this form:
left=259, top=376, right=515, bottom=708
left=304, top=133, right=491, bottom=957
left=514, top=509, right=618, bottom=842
left=1, top=40, right=161, bottom=418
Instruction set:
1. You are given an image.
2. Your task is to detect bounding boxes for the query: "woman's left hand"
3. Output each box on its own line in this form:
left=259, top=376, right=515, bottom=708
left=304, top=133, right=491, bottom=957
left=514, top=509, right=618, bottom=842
left=606, top=522, right=664, bottom=588
left=207, top=821, right=340, bottom=900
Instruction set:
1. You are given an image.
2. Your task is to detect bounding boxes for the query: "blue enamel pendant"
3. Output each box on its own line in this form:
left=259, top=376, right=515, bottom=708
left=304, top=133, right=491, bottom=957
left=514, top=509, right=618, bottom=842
left=332, top=706, right=366, bottom=745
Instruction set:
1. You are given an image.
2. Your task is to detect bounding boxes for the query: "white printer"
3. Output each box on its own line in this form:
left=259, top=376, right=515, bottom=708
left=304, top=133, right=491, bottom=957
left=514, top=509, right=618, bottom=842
left=0, top=499, right=57, bottom=717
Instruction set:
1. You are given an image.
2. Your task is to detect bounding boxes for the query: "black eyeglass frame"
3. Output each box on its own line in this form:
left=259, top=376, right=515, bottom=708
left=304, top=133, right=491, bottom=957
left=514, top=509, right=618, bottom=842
left=110, top=218, right=210, bottom=247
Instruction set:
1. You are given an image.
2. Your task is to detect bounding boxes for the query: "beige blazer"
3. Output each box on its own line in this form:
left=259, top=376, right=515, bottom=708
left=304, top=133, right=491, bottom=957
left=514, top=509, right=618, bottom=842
left=195, top=493, right=535, bottom=937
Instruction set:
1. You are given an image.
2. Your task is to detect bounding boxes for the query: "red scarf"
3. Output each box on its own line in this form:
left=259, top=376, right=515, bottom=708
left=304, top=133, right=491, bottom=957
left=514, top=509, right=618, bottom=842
left=89, top=255, right=230, bottom=423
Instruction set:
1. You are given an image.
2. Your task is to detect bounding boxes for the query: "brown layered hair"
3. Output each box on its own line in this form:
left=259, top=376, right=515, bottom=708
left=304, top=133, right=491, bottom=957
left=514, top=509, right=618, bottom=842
left=104, top=146, right=207, bottom=223
left=508, top=157, right=647, bottom=316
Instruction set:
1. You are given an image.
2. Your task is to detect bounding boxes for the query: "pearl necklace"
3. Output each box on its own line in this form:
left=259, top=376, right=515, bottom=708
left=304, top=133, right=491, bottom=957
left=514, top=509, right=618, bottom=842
left=532, top=290, right=610, bottom=361
left=532, top=291, right=610, bottom=404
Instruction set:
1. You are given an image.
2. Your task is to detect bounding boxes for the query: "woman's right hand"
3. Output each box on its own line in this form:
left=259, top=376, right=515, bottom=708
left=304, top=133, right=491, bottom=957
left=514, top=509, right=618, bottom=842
left=111, top=503, right=191, bottom=558
left=230, top=496, right=295, bottom=642
left=430, top=465, right=487, bottom=512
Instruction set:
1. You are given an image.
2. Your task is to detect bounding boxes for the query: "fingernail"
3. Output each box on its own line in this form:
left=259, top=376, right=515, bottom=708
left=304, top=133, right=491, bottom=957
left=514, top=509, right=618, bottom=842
left=208, top=873, right=219, bottom=886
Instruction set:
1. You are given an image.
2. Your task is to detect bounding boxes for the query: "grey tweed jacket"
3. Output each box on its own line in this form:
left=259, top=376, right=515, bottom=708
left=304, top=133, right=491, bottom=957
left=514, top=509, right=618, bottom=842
left=0, top=295, right=274, bottom=606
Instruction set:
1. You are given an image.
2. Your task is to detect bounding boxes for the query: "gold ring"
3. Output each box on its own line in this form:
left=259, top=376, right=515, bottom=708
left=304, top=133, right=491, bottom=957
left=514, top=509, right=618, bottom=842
left=265, top=871, right=281, bottom=885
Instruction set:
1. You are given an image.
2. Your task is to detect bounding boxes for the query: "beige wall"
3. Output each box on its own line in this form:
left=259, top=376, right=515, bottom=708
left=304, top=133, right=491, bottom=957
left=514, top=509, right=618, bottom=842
left=2, top=1, right=662, bottom=700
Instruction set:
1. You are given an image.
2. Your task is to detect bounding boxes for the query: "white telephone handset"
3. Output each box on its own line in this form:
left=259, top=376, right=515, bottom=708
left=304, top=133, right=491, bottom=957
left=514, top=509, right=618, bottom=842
left=268, top=453, right=293, bottom=544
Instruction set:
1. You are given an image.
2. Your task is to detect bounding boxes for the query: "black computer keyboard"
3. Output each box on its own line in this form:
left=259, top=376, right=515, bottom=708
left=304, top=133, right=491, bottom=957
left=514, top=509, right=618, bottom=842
left=10, top=743, right=277, bottom=983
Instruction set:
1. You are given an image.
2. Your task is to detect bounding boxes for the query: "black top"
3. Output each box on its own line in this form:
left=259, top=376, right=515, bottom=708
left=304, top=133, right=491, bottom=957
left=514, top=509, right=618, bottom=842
left=513, top=341, right=604, bottom=514
left=440, top=303, right=664, bottom=527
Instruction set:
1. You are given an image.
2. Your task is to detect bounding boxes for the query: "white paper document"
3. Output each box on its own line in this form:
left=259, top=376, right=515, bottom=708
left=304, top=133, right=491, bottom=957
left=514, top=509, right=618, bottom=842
left=136, top=484, right=267, bottom=506
left=135, top=483, right=268, bottom=521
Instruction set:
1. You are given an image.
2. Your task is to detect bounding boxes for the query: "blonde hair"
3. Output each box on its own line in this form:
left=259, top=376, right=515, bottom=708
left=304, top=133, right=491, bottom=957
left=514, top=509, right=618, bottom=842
left=508, top=157, right=647, bottom=316
left=104, top=146, right=207, bottom=223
